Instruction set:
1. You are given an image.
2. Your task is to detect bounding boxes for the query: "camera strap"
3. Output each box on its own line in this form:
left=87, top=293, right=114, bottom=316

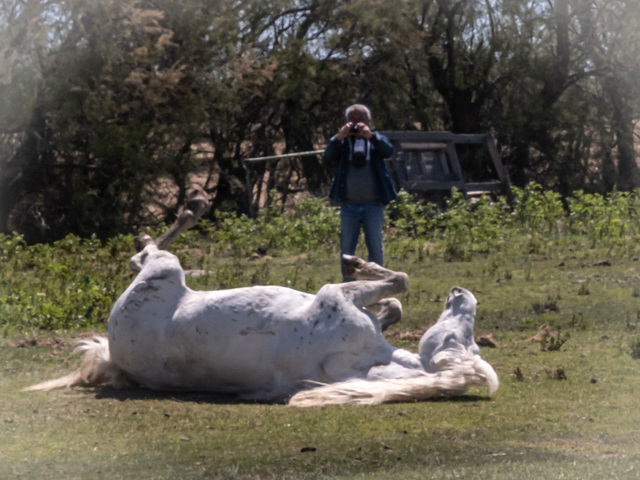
left=348, top=137, right=370, bottom=164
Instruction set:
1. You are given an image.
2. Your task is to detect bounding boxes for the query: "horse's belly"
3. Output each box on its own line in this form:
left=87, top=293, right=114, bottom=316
left=108, top=287, right=382, bottom=395
left=112, top=313, right=321, bottom=393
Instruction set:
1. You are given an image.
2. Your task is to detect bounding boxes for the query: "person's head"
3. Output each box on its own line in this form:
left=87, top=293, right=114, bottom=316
left=345, top=104, right=371, bottom=125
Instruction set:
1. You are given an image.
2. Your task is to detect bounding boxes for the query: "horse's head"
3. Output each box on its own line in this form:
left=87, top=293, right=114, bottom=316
left=444, top=287, right=477, bottom=317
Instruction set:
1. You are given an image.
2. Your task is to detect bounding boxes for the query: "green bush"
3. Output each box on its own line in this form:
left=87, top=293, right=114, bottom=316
left=5, top=185, right=640, bottom=333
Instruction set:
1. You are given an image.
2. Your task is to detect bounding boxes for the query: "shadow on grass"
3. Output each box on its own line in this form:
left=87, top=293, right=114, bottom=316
left=89, top=385, right=493, bottom=406
left=92, top=386, right=276, bottom=405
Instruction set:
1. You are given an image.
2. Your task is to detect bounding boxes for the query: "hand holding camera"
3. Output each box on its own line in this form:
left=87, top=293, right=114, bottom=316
left=348, top=122, right=371, bottom=139
left=336, top=121, right=371, bottom=141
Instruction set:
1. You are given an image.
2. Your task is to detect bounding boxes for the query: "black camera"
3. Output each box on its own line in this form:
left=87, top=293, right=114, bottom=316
left=350, top=124, right=360, bottom=134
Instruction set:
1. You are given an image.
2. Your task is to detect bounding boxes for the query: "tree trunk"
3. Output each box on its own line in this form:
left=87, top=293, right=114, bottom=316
left=606, top=77, right=640, bottom=190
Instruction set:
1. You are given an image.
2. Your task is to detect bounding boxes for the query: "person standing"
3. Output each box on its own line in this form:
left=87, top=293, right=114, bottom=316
left=324, top=104, right=397, bottom=281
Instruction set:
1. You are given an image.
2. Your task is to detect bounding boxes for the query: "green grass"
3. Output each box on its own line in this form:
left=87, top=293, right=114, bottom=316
left=3, top=250, right=640, bottom=479
left=4, top=188, right=640, bottom=478
left=2, top=330, right=640, bottom=479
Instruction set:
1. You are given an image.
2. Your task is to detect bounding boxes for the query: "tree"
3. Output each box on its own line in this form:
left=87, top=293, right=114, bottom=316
left=420, top=0, right=504, bottom=134
left=587, top=1, right=640, bottom=190
left=2, top=0, right=640, bottom=243
left=0, top=0, right=206, bottom=241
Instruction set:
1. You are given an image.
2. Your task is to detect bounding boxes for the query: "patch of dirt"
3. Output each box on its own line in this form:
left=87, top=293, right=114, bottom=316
left=8, top=333, right=98, bottom=351
left=526, top=323, right=553, bottom=343
left=384, top=327, right=428, bottom=341
left=476, top=333, right=498, bottom=348
left=385, top=328, right=500, bottom=348
left=9, top=338, right=67, bottom=350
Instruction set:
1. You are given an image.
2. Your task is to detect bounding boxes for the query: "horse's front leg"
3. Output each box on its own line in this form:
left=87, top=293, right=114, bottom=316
left=339, top=255, right=408, bottom=310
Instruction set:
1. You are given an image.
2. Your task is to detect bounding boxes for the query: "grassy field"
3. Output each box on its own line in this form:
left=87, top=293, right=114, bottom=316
left=3, top=244, right=640, bottom=479
left=4, top=188, right=640, bottom=479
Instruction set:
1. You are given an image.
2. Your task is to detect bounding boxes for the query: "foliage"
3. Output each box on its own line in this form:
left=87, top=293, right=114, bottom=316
left=206, top=195, right=341, bottom=257
left=2, top=1, right=640, bottom=242
left=0, top=232, right=132, bottom=333
left=566, top=189, right=640, bottom=250
left=4, top=186, right=640, bottom=333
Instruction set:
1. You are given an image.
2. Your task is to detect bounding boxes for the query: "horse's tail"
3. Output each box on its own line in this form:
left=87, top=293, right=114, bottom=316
left=23, top=335, right=131, bottom=391
left=288, top=352, right=498, bottom=407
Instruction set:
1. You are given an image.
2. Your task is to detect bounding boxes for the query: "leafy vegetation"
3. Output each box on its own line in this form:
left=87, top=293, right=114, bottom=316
left=3, top=1, right=640, bottom=243
left=4, top=184, right=640, bottom=334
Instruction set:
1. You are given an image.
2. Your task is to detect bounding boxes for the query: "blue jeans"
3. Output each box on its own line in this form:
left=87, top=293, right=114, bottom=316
left=340, top=203, right=385, bottom=280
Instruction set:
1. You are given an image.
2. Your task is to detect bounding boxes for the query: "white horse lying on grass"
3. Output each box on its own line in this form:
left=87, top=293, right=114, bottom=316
left=25, top=190, right=498, bottom=406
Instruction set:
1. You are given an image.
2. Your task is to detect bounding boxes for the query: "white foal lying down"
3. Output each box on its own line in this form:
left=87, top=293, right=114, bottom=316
left=25, top=190, right=498, bottom=406
left=288, top=286, right=498, bottom=406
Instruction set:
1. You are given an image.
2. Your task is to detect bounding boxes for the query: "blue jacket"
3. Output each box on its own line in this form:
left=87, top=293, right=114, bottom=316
left=324, top=131, right=397, bottom=206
